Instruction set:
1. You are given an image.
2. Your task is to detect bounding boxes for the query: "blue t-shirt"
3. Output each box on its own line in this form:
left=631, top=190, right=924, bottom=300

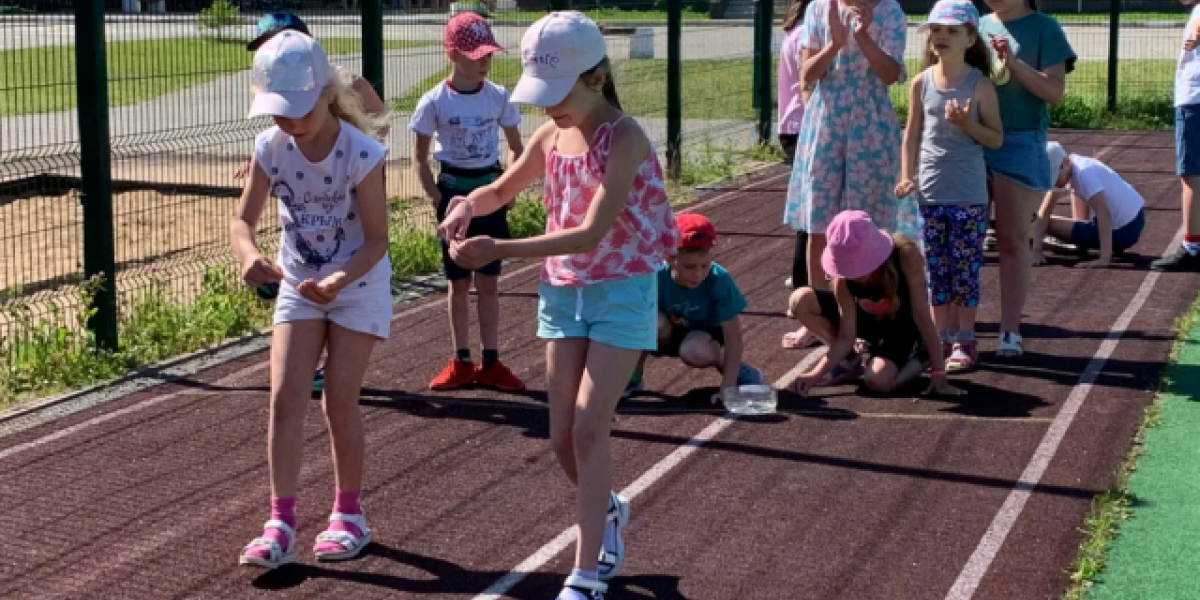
left=657, top=261, right=747, bottom=330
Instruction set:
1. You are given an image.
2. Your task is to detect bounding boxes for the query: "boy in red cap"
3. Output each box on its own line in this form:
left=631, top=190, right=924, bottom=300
left=414, top=12, right=526, bottom=392
left=624, top=213, right=764, bottom=402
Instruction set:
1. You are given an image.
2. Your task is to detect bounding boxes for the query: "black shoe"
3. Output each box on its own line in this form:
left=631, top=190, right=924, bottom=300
left=1151, top=246, right=1200, bottom=272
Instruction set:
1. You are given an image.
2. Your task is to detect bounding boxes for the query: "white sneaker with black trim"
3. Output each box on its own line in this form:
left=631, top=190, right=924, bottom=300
left=597, top=491, right=630, bottom=581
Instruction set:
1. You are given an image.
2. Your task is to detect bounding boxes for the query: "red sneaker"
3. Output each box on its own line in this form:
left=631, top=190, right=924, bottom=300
left=429, top=358, right=477, bottom=390
left=475, top=360, right=525, bottom=392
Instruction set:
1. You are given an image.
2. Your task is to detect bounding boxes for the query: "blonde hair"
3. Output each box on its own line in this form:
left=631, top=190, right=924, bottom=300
left=325, top=69, right=390, bottom=140
left=877, top=233, right=918, bottom=314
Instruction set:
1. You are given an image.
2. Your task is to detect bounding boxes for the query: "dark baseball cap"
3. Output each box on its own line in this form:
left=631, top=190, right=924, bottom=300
left=247, top=11, right=311, bottom=51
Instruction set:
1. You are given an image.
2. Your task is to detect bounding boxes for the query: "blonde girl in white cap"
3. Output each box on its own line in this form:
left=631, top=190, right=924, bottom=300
left=438, top=11, right=679, bottom=599
left=231, top=31, right=391, bottom=570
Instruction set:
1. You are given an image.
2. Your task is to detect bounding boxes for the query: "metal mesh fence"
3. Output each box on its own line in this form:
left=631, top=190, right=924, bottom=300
left=0, top=0, right=1189, bottom=377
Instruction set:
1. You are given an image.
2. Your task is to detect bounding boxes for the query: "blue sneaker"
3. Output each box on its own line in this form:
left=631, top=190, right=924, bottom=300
left=736, top=364, right=764, bottom=386
left=312, top=369, right=325, bottom=394
left=621, top=371, right=643, bottom=400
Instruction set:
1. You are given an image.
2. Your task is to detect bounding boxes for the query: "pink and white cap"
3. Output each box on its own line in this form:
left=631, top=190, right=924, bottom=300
left=248, top=30, right=332, bottom=119
left=510, top=11, right=607, bottom=107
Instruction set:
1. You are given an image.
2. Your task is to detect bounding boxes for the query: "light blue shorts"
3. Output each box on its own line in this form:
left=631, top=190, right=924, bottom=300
left=983, top=128, right=1053, bottom=192
left=536, top=273, right=658, bottom=351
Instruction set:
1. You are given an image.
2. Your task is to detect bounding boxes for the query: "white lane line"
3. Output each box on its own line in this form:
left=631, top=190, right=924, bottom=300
left=472, top=347, right=827, bottom=600
left=943, top=238, right=1175, bottom=600
left=0, top=172, right=790, bottom=459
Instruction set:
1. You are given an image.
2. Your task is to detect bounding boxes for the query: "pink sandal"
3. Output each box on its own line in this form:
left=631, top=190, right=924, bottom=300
left=946, top=341, right=978, bottom=372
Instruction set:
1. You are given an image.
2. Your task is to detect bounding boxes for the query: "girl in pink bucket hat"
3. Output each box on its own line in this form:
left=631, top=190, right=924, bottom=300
left=785, top=210, right=965, bottom=397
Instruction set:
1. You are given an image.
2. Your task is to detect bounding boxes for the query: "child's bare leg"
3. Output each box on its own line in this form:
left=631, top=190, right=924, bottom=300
left=448, top=277, right=472, bottom=355
left=475, top=273, right=500, bottom=355
left=548, top=339, right=589, bottom=484
left=677, top=331, right=722, bottom=369
left=863, top=356, right=924, bottom=394
left=571, top=341, right=641, bottom=571
left=787, top=287, right=838, bottom=345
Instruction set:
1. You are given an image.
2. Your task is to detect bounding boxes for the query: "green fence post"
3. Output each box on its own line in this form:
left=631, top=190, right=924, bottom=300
left=753, top=0, right=774, bottom=144
left=667, top=0, right=683, bottom=181
left=362, top=0, right=384, bottom=101
left=1106, top=0, right=1119, bottom=113
left=75, top=0, right=117, bottom=351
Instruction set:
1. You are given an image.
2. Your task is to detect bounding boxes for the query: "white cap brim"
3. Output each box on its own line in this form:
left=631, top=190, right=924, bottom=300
left=510, top=74, right=577, bottom=107
left=247, top=89, right=321, bottom=119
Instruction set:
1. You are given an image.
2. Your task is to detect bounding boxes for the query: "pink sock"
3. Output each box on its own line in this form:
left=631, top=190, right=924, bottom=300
left=245, top=497, right=295, bottom=559
left=314, top=489, right=364, bottom=553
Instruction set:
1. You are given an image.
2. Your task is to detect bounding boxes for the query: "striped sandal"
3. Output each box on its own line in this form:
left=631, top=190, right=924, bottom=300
left=239, top=519, right=297, bottom=570
left=313, top=512, right=372, bottom=561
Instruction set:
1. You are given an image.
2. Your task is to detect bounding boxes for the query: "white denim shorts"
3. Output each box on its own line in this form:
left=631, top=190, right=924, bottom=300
left=273, top=261, right=393, bottom=340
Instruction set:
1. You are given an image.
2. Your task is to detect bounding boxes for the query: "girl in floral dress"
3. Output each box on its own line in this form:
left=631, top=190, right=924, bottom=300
left=782, top=0, right=919, bottom=348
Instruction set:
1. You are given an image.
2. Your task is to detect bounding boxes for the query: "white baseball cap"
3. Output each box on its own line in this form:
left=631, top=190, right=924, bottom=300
left=1046, top=141, right=1068, bottom=185
left=510, top=11, right=608, bottom=107
left=248, top=30, right=331, bottom=119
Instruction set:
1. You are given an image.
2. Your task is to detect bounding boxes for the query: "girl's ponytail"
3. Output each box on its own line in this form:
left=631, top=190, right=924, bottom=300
left=328, top=69, right=389, bottom=140
left=585, top=57, right=623, bottom=111
left=782, top=0, right=814, bottom=32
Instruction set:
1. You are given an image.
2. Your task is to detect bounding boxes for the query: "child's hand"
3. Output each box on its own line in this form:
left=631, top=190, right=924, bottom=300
left=945, top=98, right=972, bottom=127
left=790, top=369, right=823, bottom=397
left=827, top=3, right=850, bottom=48
left=437, top=197, right=474, bottom=242
left=297, top=272, right=345, bottom=305
left=241, top=253, right=283, bottom=288
left=233, top=157, right=252, bottom=180
left=848, top=3, right=872, bottom=38
left=450, top=236, right=499, bottom=270
left=923, top=375, right=965, bottom=397
left=894, top=179, right=915, bottom=198
left=990, top=35, right=1013, bottom=65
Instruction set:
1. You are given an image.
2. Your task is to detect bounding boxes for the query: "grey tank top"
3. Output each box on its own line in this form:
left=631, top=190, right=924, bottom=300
left=918, top=67, right=988, bottom=206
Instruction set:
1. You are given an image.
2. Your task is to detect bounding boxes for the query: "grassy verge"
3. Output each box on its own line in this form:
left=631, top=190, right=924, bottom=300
left=1059, top=298, right=1200, bottom=600
left=0, top=139, right=765, bottom=405
left=394, top=56, right=1174, bottom=131
left=0, top=36, right=434, bottom=116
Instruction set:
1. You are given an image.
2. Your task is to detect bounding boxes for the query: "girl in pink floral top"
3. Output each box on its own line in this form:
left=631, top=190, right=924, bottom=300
left=437, top=11, right=677, bottom=600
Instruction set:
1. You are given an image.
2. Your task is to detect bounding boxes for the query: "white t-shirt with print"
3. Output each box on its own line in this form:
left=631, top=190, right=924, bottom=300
left=1178, top=4, right=1200, bottom=107
left=254, top=121, right=390, bottom=282
left=409, top=80, right=521, bottom=170
left=1068, top=154, right=1144, bottom=230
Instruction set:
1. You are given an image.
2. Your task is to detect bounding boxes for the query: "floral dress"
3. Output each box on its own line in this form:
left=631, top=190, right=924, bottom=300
left=783, top=0, right=921, bottom=240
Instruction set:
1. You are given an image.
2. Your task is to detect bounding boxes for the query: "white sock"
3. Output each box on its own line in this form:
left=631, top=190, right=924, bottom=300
left=570, top=568, right=600, bottom=581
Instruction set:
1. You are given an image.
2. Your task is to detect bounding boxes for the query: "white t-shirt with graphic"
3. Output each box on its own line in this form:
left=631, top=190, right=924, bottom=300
left=1178, top=4, right=1200, bottom=107
left=254, top=121, right=390, bottom=282
left=1068, top=154, right=1144, bottom=230
left=409, top=80, right=521, bottom=170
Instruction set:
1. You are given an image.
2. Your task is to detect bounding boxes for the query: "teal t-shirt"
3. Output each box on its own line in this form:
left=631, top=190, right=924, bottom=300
left=978, top=12, right=1076, bottom=131
left=657, top=261, right=747, bottom=330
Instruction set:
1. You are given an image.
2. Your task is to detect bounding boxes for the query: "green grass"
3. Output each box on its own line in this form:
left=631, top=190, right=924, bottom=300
left=394, top=57, right=1175, bottom=130
left=0, top=36, right=435, bottom=116
left=392, top=57, right=759, bottom=122
left=1058, top=300, right=1200, bottom=600
left=0, top=266, right=274, bottom=403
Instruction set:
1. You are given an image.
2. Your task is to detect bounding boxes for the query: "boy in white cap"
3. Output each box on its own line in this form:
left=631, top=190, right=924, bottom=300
left=1032, top=141, right=1146, bottom=268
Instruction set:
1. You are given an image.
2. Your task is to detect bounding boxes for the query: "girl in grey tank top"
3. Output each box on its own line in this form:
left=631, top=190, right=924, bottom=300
left=917, top=67, right=988, bottom=206
left=896, top=0, right=1005, bottom=375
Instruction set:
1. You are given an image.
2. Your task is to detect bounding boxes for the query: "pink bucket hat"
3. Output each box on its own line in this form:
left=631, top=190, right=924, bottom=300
left=821, top=210, right=895, bottom=280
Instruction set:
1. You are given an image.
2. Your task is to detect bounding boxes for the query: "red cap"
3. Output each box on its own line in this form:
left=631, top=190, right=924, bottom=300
left=676, top=213, right=717, bottom=249
left=444, top=12, right=504, bottom=60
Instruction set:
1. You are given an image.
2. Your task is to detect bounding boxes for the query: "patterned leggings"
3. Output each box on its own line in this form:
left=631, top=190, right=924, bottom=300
left=921, top=204, right=987, bottom=308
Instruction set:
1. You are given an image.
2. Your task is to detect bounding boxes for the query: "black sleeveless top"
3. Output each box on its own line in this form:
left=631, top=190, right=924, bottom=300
left=844, top=249, right=917, bottom=332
